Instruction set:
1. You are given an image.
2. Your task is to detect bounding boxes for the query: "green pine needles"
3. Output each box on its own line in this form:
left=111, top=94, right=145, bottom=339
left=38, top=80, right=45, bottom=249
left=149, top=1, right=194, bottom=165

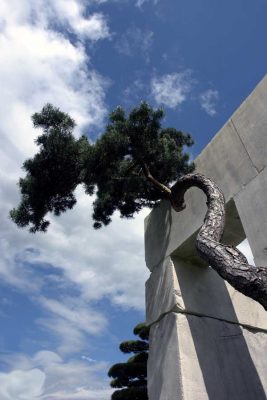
left=108, top=323, right=149, bottom=400
left=10, top=102, right=194, bottom=232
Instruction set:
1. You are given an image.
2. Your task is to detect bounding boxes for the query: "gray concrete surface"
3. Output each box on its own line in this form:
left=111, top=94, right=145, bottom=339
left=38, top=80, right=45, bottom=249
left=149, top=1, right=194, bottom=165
left=145, top=75, right=267, bottom=400
left=148, top=313, right=183, bottom=400
left=234, top=166, right=267, bottom=267
left=148, top=312, right=267, bottom=400
left=146, top=256, right=267, bottom=329
left=231, top=76, right=267, bottom=172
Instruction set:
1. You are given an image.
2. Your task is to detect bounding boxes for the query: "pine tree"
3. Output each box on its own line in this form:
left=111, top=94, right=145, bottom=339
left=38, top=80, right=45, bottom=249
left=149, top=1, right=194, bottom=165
left=10, top=103, right=194, bottom=232
left=108, top=323, right=149, bottom=400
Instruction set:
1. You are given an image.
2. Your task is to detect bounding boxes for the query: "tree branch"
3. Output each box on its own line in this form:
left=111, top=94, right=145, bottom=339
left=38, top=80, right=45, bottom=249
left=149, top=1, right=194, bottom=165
left=172, top=173, right=267, bottom=310
left=140, top=162, right=171, bottom=197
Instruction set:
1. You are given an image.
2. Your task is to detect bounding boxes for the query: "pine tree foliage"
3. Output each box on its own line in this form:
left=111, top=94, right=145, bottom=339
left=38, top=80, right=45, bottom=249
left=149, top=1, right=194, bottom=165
left=133, top=323, right=150, bottom=340
left=9, top=104, right=91, bottom=232
left=111, top=387, right=148, bottom=400
left=108, top=322, right=149, bottom=400
left=119, top=340, right=149, bottom=354
left=10, top=103, right=194, bottom=231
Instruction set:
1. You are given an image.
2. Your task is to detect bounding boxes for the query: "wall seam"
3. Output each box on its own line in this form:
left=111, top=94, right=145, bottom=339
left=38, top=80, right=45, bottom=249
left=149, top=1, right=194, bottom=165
left=148, top=307, right=267, bottom=334
left=230, top=118, right=260, bottom=173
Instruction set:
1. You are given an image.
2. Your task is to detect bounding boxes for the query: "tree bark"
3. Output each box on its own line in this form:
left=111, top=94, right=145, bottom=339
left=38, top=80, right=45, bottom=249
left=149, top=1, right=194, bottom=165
left=170, top=173, right=267, bottom=311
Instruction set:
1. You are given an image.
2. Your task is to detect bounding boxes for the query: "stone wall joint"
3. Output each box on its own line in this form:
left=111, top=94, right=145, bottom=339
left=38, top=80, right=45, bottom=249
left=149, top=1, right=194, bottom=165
left=149, top=307, right=267, bottom=334
left=230, top=118, right=260, bottom=173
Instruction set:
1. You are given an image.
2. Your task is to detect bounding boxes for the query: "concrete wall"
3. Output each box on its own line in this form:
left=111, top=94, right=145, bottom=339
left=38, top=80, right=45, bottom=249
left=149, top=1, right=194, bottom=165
left=145, top=75, right=267, bottom=399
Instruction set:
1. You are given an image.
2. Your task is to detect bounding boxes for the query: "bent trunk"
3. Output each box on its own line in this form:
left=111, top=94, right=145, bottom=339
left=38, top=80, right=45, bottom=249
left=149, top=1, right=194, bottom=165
left=170, top=173, right=267, bottom=311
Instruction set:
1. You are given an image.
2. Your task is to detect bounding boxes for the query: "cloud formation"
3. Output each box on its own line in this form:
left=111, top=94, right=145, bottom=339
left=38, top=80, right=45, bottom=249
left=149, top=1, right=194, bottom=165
left=116, top=26, right=154, bottom=60
left=37, top=294, right=108, bottom=354
left=199, top=89, right=219, bottom=116
left=0, top=368, right=45, bottom=400
left=0, top=350, right=112, bottom=400
left=48, top=1, right=110, bottom=41
left=135, top=0, right=159, bottom=8
left=151, top=71, right=193, bottom=108
left=0, top=0, right=110, bottom=164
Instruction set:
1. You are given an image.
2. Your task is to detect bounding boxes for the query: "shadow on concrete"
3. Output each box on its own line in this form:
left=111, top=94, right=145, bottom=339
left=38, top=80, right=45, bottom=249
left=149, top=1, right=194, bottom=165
left=172, top=255, right=267, bottom=400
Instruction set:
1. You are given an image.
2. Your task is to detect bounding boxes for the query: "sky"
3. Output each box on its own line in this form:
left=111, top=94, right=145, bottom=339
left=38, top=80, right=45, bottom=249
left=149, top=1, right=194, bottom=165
left=0, top=0, right=266, bottom=398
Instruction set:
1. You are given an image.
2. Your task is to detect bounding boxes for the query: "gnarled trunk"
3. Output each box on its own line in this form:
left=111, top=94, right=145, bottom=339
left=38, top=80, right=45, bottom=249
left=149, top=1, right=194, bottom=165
left=170, top=173, right=267, bottom=311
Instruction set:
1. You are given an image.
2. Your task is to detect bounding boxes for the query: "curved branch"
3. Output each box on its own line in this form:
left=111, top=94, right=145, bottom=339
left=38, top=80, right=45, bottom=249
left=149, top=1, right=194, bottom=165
left=171, top=173, right=267, bottom=311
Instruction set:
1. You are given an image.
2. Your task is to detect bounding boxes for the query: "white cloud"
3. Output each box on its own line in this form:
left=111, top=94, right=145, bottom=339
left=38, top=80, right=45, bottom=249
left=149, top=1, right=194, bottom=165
left=135, top=0, right=159, bottom=8
left=0, top=0, right=110, bottom=42
left=1, top=184, right=149, bottom=308
left=49, top=1, right=110, bottom=41
left=116, top=26, right=153, bottom=60
left=39, top=318, right=88, bottom=355
left=0, top=185, right=148, bottom=353
left=151, top=71, right=193, bottom=109
left=0, top=351, right=113, bottom=400
left=36, top=295, right=108, bottom=354
left=82, top=355, right=97, bottom=362
left=38, top=296, right=107, bottom=335
left=199, top=89, right=219, bottom=116
left=0, top=0, right=110, bottom=167
left=0, top=368, right=45, bottom=400
left=43, top=388, right=113, bottom=399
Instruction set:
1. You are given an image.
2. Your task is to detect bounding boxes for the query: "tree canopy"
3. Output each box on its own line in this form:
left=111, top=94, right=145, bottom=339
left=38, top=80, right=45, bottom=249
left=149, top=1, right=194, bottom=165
left=108, top=322, right=149, bottom=400
left=10, top=103, right=194, bottom=232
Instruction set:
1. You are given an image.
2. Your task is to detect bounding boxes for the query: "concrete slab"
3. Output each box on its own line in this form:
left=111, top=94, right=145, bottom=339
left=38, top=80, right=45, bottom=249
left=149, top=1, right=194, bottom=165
left=195, top=120, right=258, bottom=199
left=173, top=198, right=246, bottom=266
left=231, top=75, right=267, bottom=172
left=148, top=312, right=183, bottom=400
left=234, top=166, right=267, bottom=267
left=146, top=257, right=182, bottom=324
left=146, top=256, right=267, bottom=329
left=145, top=187, right=248, bottom=271
left=148, top=312, right=267, bottom=400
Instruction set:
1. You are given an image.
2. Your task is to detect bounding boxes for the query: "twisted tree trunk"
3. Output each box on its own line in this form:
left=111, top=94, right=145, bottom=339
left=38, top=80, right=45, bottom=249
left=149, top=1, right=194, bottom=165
left=170, top=173, right=267, bottom=311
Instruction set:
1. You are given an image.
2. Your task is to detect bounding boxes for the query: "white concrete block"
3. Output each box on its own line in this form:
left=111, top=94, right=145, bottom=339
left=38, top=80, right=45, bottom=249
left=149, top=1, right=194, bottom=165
left=196, top=120, right=257, bottom=199
left=148, top=313, right=267, bottom=400
left=146, top=257, right=183, bottom=324
left=148, top=313, right=183, bottom=400
left=146, top=256, right=267, bottom=330
left=234, top=166, right=267, bottom=266
left=231, top=75, right=267, bottom=172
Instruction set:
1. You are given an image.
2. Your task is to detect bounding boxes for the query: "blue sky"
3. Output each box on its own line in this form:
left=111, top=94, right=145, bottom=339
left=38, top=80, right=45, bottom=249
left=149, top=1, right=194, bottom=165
left=0, top=0, right=264, bottom=398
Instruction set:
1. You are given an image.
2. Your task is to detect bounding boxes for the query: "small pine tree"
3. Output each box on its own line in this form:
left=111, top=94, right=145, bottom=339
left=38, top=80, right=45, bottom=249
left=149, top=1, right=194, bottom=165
left=108, top=323, right=150, bottom=400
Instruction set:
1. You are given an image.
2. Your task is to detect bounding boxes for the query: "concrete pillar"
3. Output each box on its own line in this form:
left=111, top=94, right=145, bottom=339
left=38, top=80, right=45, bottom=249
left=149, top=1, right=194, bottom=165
left=145, top=75, right=267, bottom=399
left=146, top=257, right=267, bottom=399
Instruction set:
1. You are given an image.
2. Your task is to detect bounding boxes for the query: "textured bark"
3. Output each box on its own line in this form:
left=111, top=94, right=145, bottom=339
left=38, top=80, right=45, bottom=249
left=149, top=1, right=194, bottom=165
left=170, top=173, right=267, bottom=311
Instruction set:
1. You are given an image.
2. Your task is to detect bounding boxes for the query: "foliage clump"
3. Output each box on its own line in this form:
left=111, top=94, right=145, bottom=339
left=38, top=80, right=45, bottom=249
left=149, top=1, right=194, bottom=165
left=108, top=322, right=150, bottom=400
left=10, top=103, right=194, bottom=232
